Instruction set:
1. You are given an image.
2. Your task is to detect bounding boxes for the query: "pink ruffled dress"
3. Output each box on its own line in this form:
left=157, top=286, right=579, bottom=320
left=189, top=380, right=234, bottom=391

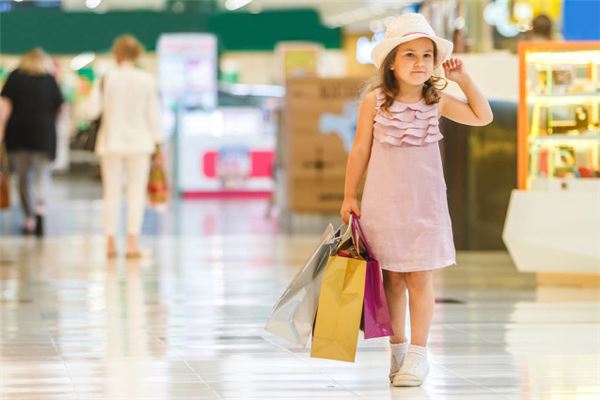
left=360, top=90, right=456, bottom=272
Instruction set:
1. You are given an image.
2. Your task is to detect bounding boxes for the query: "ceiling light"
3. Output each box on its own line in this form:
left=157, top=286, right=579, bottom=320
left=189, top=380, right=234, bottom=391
left=453, top=16, right=465, bottom=30
left=324, top=17, right=341, bottom=28
left=225, top=0, right=252, bottom=11
left=85, top=0, right=103, bottom=9
left=70, top=52, right=96, bottom=70
left=171, top=1, right=185, bottom=13
left=513, top=1, right=533, bottom=22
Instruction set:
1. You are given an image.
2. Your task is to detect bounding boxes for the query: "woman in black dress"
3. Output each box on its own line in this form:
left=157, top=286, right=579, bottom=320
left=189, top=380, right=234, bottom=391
left=0, top=48, right=64, bottom=236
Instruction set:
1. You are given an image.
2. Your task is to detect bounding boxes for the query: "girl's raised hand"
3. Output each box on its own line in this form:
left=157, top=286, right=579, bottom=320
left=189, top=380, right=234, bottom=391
left=442, top=58, right=468, bottom=84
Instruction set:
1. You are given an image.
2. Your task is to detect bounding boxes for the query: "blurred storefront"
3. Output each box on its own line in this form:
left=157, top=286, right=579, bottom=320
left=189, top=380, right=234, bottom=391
left=504, top=40, right=600, bottom=279
left=0, top=0, right=598, bottom=262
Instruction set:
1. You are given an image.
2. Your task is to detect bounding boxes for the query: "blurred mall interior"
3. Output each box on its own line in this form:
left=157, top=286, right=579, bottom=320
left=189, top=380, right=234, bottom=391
left=0, top=0, right=599, bottom=399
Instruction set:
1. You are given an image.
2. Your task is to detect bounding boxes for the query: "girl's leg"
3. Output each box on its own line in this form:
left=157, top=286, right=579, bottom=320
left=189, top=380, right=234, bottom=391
left=383, top=270, right=409, bottom=381
left=405, top=270, right=434, bottom=346
left=383, top=270, right=408, bottom=343
left=392, top=270, right=434, bottom=387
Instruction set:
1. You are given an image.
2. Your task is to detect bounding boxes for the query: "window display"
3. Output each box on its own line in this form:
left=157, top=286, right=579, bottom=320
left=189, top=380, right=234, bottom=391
left=518, top=41, right=600, bottom=190
left=504, top=41, right=600, bottom=275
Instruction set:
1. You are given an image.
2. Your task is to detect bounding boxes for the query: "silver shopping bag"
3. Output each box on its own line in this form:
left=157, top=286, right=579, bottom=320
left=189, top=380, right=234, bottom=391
left=265, top=224, right=344, bottom=347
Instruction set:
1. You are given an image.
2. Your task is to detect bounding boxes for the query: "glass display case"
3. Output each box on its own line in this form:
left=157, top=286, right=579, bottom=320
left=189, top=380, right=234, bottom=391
left=518, top=41, right=600, bottom=191
left=504, top=41, right=600, bottom=275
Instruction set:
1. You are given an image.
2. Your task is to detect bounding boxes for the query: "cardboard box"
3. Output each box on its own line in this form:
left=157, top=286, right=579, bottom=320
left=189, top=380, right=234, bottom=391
left=286, top=77, right=366, bottom=102
left=287, top=171, right=366, bottom=213
left=288, top=174, right=346, bottom=213
left=284, top=77, right=367, bottom=212
left=286, top=100, right=358, bottom=118
left=288, top=135, right=348, bottom=170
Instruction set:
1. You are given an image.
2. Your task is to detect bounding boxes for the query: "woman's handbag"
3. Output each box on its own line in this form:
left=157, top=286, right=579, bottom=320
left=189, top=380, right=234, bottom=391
left=70, top=117, right=101, bottom=152
left=0, top=145, right=10, bottom=210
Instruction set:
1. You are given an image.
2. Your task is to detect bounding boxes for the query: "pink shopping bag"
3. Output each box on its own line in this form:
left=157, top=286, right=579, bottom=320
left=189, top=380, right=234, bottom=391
left=351, top=212, right=394, bottom=339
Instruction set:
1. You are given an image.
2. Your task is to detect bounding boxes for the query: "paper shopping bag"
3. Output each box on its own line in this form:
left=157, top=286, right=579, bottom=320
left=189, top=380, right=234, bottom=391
left=147, top=161, right=168, bottom=208
left=351, top=213, right=394, bottom=339
left=362, top=259, right=394, bottom=339
left=310, top=255, right=367, bottom=362
left=265, top=224, right=342, bottom=347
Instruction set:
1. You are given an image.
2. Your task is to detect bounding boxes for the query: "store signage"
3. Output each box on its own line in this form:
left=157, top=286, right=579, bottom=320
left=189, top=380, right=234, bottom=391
left=157, top=33, right=217, bottom=137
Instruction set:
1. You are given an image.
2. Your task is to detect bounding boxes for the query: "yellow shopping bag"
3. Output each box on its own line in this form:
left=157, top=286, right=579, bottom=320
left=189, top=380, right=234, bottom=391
left=310, top=255, right=367, bottom=362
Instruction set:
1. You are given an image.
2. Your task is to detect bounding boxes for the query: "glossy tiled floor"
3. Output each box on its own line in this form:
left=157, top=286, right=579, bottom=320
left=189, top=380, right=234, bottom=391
left=1, top=177, right=599, bottom=399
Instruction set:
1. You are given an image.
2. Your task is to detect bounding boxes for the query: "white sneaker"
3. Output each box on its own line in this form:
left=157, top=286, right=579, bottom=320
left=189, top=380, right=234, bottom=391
left=392, top=346, right=429, bottom=387
left=389, top=342, right=409, bottom=382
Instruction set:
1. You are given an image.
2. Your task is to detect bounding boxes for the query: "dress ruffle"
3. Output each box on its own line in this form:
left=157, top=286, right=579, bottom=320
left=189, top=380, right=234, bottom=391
left=374, top=90, right=443, bottom=147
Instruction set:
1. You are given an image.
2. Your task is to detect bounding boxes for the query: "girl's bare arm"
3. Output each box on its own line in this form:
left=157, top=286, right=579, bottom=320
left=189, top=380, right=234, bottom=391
left=340, top=90, right=376, bottom=223
left=439, top=58, right=493, bottom=126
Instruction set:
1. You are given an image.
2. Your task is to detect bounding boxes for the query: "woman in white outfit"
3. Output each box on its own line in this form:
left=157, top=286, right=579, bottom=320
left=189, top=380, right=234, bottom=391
left=96, top=35, right=162, bottom=258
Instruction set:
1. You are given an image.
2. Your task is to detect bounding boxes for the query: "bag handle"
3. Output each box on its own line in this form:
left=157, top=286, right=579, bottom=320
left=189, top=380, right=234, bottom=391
left=350, top=212, right=374, bottom=258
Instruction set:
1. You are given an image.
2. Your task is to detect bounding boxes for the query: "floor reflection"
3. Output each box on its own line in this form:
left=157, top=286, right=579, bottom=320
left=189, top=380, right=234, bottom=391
left=0, top=178, right=599, bottom=399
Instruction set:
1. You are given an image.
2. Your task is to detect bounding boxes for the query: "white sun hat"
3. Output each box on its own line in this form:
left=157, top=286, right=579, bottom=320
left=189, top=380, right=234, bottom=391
left=371, top=13, right=453, bottom=69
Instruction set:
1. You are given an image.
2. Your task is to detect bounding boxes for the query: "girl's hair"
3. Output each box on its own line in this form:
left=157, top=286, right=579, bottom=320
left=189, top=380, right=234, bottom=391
left=112, top=35, right=144, bottom=62
left=18, top=48, right=54, bottom=76
left=367, top=41, right=447, bottom=114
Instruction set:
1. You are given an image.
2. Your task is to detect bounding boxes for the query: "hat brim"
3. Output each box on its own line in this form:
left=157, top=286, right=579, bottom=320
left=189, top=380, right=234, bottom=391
left=371, top=33, right=453, bottom=69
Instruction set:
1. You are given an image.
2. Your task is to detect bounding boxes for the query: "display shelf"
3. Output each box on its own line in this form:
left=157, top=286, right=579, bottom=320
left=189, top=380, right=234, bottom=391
left=529, top=176, right=600, bottom=191
left=527, top=94, right=600, bottom=105
left=517, top=41, right=600, bottom=190
left=526, top=50, right=600, bottom=64
left=506, top=41, right=600, bottom=275
left=530, top=132, right=600, bottom=143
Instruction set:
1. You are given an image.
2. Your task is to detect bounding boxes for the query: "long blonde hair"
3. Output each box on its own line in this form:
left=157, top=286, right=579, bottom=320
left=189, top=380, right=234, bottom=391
left=367, top=42, right=447, bottom=114
left=18, top=48, right=54, bottom=76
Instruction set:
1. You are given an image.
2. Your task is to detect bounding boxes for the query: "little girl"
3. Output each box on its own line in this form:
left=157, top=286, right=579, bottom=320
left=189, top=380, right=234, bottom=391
left=340, top=14, right=492, bottom=387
